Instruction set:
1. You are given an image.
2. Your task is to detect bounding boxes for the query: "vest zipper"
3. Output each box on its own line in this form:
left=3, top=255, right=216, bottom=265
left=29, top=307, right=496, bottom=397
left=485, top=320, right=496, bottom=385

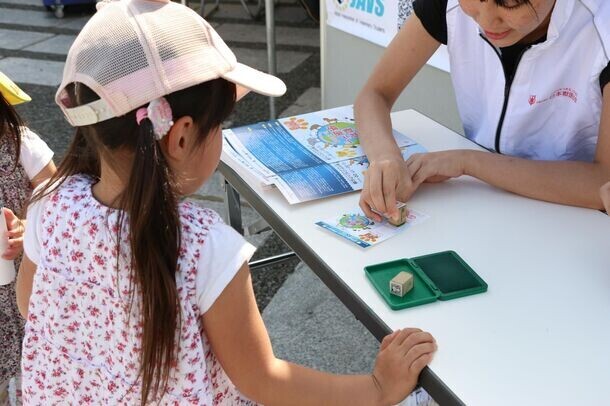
left=480, top=34, right=532, bottom=153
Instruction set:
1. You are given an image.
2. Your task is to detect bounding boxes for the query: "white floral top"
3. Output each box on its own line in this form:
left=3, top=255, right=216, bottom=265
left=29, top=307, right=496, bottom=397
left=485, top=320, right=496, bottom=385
left=22, top=174, right=256, bottom=405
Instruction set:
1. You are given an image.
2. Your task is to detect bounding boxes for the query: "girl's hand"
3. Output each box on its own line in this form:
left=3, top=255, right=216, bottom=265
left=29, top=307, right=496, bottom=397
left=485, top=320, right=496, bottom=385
left=406, top=150, right=468, bottom=187
left=360, top=157, right=415, bottom=222
left=2, top=208, right=25, bottom=260
left=601, top=182, right=610, bottom=214
left=372, top=328, right=437, bottom=405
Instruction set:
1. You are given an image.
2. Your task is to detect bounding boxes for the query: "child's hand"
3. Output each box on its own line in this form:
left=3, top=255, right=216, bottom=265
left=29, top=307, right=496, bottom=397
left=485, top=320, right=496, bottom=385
left=2, top=208, right=25, bottom=260
left=372, top=328, right=437, bottom=406
left=601, top=182, right=610, bottom=214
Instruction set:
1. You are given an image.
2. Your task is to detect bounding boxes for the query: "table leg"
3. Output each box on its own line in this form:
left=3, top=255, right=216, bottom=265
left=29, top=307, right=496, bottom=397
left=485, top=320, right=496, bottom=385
left=266, top=0, right=276, bottom=119
left=199, top=0, right=220, bottom=18
left=224, top=180, right=244, bottom=235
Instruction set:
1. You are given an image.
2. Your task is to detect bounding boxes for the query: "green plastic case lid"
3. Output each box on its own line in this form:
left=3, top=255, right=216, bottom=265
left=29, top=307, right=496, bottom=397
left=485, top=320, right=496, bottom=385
left=364, top=251, right=488, bottom=310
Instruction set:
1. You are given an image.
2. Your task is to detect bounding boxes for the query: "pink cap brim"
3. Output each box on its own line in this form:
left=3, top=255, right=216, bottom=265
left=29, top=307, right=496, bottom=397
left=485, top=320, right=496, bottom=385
left=221, top=62, right=286, bottom=101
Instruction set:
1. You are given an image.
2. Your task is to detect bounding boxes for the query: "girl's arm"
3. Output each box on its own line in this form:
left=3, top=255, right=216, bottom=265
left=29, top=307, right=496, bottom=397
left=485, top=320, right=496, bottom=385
left=202, top=264, right=436, bottom=406
left=355, top=14, right=441, bottom=222
left=31, top=160, right=56, bottom=188
left=1, top=161, right=56, bottom=260
left=16, top=253, right=37, bottom=318
left=407, top=85, right=610, bottom=209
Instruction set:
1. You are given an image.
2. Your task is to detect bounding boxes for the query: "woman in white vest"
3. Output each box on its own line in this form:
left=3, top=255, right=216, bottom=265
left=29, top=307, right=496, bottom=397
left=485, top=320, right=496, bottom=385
left=355, top=0, right=610, bottom=221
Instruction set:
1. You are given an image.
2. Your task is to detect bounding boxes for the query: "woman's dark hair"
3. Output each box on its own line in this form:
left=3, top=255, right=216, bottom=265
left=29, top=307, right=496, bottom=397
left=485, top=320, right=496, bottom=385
left=32, top=78, right=236, bottom=404
left=0, top=91, right=25, bottom=170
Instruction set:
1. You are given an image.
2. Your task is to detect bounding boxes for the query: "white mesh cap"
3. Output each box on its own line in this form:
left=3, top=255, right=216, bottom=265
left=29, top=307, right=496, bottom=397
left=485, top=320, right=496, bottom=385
left=57, top=0, right=286, bottom=126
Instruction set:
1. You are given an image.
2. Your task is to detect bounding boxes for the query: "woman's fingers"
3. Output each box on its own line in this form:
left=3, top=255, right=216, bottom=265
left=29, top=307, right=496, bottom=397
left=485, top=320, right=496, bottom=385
left=361, top=170, right=383, bottom=221
left=368, top=162, right=388, bottom=214
left=412, top=164, right=433, bottom=186
left=382, top=169, right=398, bottom=220
left=409, top=154, right=442, bottom=186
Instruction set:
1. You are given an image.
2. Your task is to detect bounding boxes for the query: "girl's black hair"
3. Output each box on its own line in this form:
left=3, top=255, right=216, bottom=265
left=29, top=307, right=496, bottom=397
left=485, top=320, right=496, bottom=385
left=0, top=90, right=25, bottom=170
left=32, top=78, right=236, bottom=404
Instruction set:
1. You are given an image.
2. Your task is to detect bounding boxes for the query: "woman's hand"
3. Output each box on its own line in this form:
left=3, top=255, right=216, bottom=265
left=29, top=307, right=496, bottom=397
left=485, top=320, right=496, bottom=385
left=372, top=328, right=437, bottom=406
left=406, top=150, right=469, bottom=187
left=600, top=182, right=610, bottom=214
left=360, top=157, right=415, bottom=222
left=2, top=208, right=25, bottom=260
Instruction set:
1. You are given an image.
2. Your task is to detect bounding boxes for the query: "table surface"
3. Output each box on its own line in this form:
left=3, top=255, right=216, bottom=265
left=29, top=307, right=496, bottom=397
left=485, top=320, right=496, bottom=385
left=221, top=109, right=610, bottom=406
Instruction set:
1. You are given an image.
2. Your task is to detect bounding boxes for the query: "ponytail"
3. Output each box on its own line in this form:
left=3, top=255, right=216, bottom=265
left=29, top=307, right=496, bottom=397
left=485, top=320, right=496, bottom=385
left=119, top=118, right=181, bottom=404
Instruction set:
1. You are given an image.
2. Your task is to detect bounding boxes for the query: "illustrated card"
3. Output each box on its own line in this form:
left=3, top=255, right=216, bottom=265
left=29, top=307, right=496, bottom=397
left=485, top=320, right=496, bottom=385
left=315, top=207, right=429, bottom=248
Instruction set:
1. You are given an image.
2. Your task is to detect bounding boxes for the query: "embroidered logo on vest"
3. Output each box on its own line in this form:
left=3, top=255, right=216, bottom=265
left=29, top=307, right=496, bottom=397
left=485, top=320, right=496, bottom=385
left=528, top=88, right=578, bottom=106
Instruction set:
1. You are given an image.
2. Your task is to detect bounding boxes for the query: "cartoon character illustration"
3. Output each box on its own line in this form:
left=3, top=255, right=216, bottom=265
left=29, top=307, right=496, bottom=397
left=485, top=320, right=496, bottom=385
left=306, top=117, right=360, bottom=155
left=338, top=214, right=373, bottom=230
left=283, top=117, right=309, bottom=131
left=359, top=232, right=380, bottom=243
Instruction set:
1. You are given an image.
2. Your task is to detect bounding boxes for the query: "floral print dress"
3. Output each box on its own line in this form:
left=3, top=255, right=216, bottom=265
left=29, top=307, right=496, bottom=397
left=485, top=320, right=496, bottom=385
left=0, top=136, right=30, bottom=388
left=21, top=175, right=257, bottom=405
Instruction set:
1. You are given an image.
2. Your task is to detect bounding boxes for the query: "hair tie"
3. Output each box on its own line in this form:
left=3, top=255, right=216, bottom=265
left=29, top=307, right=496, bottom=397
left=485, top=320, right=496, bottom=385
left=135, top=97, right=174, bottom=140
left=136, top=107, right=148, bottom=125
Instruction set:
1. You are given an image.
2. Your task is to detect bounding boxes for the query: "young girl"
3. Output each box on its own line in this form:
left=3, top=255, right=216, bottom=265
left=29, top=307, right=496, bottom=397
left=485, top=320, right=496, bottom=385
left=0, top=72, right=55, bottom=405
left=15, top=1, right=436, bottom=404
left=355, top=0, right=610, bottom=222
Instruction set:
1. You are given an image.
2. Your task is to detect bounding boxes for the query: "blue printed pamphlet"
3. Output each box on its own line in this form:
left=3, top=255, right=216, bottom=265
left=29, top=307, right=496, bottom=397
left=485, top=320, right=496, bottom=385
left=222, top=105, right=426, bottom=204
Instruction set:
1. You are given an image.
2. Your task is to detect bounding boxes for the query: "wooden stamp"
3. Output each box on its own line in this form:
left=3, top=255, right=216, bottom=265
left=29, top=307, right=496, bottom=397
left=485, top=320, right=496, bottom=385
left=372, top=202, right=409, bottom=227
left=389, top=271, right=413, bottom=297
left=388, top=202, right=408, bottom=227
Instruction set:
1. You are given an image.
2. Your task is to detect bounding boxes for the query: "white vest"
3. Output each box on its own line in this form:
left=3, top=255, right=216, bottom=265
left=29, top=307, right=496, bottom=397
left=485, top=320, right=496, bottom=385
left=446, top=0, right=610, bottom=161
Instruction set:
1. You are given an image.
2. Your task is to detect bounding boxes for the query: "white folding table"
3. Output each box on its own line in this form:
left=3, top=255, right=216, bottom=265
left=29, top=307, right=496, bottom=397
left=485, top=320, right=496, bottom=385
left=219, top=109, right=610, bottom=405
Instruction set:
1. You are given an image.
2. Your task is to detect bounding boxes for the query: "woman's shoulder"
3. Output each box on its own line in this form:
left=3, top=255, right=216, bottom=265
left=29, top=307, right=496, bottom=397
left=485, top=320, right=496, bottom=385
left=589, top=0, right=610, bottom=48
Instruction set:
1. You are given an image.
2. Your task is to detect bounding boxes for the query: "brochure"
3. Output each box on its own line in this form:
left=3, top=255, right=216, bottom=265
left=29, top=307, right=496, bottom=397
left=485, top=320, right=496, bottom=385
left=221, top=105, right=426, bottom=204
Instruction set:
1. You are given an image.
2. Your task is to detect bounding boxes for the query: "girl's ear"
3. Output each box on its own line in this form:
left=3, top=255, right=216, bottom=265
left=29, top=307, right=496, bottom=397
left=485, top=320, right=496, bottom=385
left=164, top=115, right=195, bottom=162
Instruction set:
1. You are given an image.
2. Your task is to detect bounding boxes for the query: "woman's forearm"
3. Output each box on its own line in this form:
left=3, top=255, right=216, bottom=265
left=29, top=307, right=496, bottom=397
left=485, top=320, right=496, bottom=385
left=354, top=14, right=440, bottom=166
left=355, top=90, right=403, bottom=163
left=464, top=150, right=610, bottom=209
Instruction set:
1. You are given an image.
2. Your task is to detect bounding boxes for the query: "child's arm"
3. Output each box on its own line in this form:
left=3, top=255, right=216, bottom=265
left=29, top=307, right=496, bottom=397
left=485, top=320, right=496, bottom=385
left=202, top=263, right=436, bottom=406
left=0, top=161, right=56, bottom=260
left=16, top=253, right=36, bottom=318
left=31, top=160, right=56, bottom=188
left=1, top=208, right=25, bottom=260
